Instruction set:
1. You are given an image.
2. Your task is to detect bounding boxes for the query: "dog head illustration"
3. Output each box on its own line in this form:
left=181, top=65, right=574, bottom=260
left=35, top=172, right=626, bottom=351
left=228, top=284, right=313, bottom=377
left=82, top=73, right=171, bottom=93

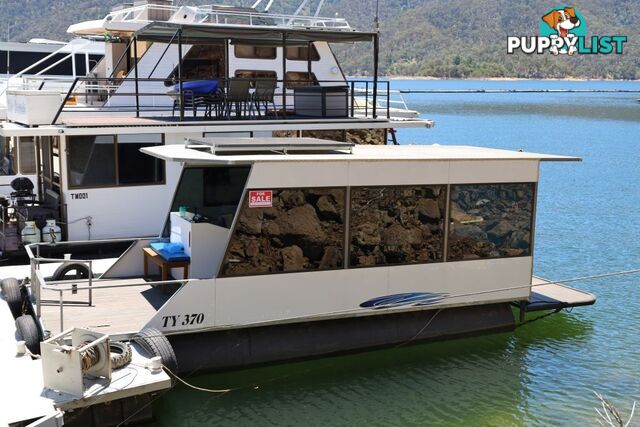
left=542, top=7, right=581, bottom=38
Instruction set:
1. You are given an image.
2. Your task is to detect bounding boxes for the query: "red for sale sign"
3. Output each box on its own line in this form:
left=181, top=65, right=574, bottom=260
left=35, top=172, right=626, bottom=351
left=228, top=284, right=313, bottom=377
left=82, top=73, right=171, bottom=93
left=249, top=190, right=273, bottom=208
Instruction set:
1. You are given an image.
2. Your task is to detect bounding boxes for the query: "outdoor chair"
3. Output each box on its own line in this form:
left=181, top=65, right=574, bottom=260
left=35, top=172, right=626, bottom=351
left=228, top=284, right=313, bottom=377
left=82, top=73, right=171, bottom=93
left=251, top=79, right=278, bottom=118
left=171, top=90, right=199, bottom=118
left=225, top=78, right=252, bottom=119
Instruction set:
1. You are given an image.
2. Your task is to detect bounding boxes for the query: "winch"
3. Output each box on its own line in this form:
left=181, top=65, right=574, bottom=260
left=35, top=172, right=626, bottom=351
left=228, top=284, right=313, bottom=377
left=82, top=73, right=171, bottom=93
left=41, top=328, right=111, bottom=397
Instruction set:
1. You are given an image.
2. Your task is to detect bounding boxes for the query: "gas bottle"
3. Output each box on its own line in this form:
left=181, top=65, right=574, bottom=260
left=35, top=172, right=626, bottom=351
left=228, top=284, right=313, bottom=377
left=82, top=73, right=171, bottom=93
left=42, top=219, right=62, bottom=243
left=21, top=221, right=41, bottom=244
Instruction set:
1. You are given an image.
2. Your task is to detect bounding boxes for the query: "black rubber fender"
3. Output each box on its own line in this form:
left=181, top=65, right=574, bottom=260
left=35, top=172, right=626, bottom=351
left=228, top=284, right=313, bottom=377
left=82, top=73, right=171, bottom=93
left=52, top=262, right=91, bottom=281
left=1, top=277, right=23, bottom=319
left=15, top=314, right=40, bottom=355
left=110, top=341, right=133, bottom=369
left=133, top=328, right=178, bottom=373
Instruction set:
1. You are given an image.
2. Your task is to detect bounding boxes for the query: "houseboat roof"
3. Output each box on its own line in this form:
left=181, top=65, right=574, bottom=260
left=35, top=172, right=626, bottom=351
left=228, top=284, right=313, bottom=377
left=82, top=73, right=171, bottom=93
left=141, top=137, right=581, bottom=164
left=134, top=21, right=376, bottom=45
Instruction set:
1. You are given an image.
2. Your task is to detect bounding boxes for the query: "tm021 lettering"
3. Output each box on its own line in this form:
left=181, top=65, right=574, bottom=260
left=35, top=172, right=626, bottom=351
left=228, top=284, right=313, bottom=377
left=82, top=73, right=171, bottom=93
left=71, top=193, right=89, bottom=200
left=161, top=313, right=205, bottom=328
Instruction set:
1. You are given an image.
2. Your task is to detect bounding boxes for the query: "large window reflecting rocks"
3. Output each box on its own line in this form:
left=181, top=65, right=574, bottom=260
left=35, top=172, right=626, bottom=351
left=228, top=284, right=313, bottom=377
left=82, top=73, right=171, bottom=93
left=349, top=186, right=446, bottom=267
left=221, top=188, right=345, bottom=276
left=448, top=183, right=535, bottom=261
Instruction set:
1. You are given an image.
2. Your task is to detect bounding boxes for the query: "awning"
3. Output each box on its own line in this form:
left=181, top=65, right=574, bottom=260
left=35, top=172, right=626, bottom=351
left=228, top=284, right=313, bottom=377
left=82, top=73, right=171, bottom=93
left=133, top=22, right=376, bottom=46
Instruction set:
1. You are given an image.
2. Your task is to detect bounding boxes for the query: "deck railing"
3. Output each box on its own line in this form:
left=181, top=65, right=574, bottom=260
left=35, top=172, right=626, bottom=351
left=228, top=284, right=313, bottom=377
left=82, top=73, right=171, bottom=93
left=26, top=242, right=188, bottom=333
left=50, top=77, right=392, bottom=124
left=106, top=3, right=352, bottom=30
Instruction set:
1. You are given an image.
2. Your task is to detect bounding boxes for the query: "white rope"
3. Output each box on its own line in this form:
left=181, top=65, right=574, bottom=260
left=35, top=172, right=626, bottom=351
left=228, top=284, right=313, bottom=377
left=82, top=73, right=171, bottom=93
left=544, top=268, right=640, bottom=285
left=162, top=365, right=230, bottom=394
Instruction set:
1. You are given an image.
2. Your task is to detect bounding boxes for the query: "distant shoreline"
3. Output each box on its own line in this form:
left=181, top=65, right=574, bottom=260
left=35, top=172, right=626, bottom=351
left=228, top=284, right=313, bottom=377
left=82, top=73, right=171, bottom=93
left=349, top=76, right=639, bottom=82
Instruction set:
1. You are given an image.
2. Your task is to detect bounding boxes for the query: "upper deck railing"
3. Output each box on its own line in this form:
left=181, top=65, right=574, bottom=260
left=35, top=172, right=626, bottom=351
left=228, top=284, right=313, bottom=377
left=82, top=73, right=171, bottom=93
left=50, top=77, right=393, bottom=124
left=106, top=3, right=352, bottom=30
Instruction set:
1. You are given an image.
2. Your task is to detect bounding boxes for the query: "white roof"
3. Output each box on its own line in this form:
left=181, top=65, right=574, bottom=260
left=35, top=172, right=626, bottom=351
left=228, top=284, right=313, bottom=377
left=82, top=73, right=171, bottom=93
left=141, top=138, right=581, bottom=164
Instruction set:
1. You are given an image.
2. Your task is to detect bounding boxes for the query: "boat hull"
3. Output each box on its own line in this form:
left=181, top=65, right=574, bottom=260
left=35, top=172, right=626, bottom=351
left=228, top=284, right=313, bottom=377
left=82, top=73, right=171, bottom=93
left=168, top=302, right=515, bottom=374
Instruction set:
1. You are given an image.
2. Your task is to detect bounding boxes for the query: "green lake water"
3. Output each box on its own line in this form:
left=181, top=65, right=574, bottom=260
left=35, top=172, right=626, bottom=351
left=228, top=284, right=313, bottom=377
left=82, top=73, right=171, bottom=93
left=151, top=79, right=640, bottom=426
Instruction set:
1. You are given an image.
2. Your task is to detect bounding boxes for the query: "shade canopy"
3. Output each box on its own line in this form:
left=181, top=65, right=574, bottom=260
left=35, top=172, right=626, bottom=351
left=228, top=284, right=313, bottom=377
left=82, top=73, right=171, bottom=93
left=134, top=21, right=376, bottom=46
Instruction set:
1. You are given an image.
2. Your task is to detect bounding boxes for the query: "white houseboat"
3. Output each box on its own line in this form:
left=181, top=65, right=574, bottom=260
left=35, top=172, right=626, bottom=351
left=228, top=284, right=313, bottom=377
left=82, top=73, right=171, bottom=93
left=10, top=138, right=595, bottom=376
left=0, top=1, right=430, bottom=258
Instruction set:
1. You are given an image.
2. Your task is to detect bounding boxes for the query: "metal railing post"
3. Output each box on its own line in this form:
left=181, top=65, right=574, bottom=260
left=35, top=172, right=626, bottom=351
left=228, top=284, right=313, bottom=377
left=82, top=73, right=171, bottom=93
left=178, top=29, right=184, bottom=121
left=386, top=81, right=391, bottom=119
left=350, top=80, right=355, bottom=117
left=59, top=289, right=64, bottom=332
left=51, top=77, right=78, bottom=125
left=365, top=81, right=369, bottom=117
left=88, top=260, right=93, bottom=306
left=133, top=37, right=140, bottom=118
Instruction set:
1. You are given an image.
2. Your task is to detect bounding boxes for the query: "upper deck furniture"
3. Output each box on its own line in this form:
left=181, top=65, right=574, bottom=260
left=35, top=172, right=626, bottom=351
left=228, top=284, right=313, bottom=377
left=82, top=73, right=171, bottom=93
left=293, top=85, right=349, bottom=118
left=143, top=246, right=190, bottom=292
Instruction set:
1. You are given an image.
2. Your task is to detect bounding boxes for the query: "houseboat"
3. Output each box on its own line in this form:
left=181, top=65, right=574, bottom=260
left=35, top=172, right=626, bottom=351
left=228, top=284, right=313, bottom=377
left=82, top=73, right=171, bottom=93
left=10, top=137, right=595, bottom=373
left=0, top=38, right=105, bottom=120
left=0, top=0, right=430, bottom=258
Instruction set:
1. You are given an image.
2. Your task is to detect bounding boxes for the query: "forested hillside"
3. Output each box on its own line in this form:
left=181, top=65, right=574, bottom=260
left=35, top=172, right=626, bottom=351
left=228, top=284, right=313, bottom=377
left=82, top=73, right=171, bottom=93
left=0, top=0, right=638, bottom=79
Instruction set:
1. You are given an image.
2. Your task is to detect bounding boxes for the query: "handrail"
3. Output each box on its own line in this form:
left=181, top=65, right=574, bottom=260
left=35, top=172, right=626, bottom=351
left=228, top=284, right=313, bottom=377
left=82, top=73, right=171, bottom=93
left=105, top=3, right=351, bottom=30
left=48, top=76, right=391, bottom=121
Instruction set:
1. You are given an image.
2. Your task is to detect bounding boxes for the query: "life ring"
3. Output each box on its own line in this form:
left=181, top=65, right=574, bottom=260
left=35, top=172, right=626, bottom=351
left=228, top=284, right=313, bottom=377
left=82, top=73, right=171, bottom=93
left=132, top=328, right=178, bottom=373
left=1, top=277, right=24, bottom=319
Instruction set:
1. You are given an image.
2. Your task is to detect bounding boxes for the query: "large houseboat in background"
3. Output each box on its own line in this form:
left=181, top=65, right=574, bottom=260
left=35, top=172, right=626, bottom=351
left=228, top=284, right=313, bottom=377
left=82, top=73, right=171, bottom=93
left=0, top=0, right=429, bottom=257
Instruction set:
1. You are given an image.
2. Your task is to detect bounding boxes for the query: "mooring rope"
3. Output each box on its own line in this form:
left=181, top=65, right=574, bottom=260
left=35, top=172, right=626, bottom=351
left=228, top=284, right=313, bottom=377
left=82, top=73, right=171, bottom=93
left=162, top=365, right=231, bottom=394
left=542, top=268, right=640, bottom=285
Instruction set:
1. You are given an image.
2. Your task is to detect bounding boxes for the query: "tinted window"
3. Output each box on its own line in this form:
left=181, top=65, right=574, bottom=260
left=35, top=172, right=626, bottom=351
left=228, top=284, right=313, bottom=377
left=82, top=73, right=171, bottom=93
left=285, top=44, right=320, bottom=61
left=221, top=188, right=345, bottom=276
left=234, top=70, right=277, bottom=88
left=285, top=72, right=317, bottom=89
left=350, top=186, right=446, bottom=267
left=117, top=134, right=164, bottom=185
left=68, top=134, right=163, bottom=188
left=68, top=135, right=116, bottom=187
left=0, top=138, right=17, bottom=176
left=234, top=45, right=277, bottom=59
left=18, top=137, right=37, bottom=175
left=448, top=183, right=535, bottom=260
left=166, top=166, right=250, bottom=231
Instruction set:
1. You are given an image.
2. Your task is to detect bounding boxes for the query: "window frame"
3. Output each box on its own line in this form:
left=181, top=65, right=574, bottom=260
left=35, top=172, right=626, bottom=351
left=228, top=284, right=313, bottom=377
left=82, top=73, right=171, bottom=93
left=233, top=44, right=277, bottom=60
left=218, top=186, right=348, bottom=278
left=446, top=182, right=537, bottom=263
left=67, top=133, right=166, bottom=190
left=284, top=71, right=318, bottom=89
left=285, top=44, right=321, bottom=62
left=347, top=184, right=448, bottom=269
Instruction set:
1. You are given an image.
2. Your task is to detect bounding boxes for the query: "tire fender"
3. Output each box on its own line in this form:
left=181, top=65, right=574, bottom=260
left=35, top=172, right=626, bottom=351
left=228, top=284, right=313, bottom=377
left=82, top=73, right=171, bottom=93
left=15, top=314, right=41, bottom=355
left=1, top=278, right=24, bottom=319
left=133, top=328, right=178, bottom=373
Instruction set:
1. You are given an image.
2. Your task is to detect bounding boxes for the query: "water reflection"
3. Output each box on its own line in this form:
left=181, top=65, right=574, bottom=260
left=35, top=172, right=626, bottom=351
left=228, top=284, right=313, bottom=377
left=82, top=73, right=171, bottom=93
left=154, top=311, right=593, bottom=426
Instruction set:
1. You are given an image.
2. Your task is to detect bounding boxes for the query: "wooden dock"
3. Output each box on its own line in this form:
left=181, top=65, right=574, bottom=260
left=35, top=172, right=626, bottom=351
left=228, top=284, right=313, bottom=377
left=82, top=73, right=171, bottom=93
left=39, top=278, right=174, bottom=335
